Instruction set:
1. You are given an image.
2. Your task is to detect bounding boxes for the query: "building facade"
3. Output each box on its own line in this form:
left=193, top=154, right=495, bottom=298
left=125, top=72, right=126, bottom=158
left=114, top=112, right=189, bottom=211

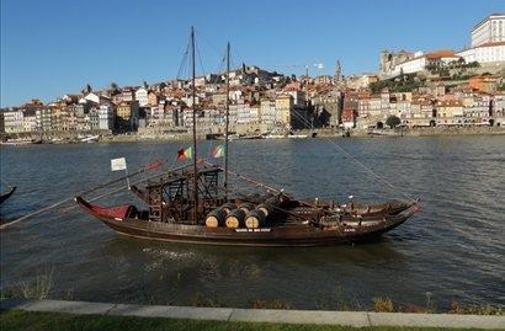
left=3, top=111, right=24, bottom=133
left=135, top=87, right=149, bottom=107
left=471, top=13, right=505, bottom=47
left=456, top=42, right=505, bottom=65
left=98, top=105, right=115, bottom=130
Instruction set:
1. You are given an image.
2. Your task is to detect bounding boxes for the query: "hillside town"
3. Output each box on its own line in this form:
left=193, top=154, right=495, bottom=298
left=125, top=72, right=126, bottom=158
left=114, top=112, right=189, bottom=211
left=1, top=13, right=505, bottom=142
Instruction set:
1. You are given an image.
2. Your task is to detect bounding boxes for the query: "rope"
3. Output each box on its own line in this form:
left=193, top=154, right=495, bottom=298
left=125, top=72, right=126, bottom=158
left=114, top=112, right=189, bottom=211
left=176, top=34, right=191, bottom=80
left=195, top=37, right=207, bottom=78
left=288, top=106, right=418, bottom=202
left=0, top=163, right=194, bottom=230
left=204, top=160, right=282, bottom=194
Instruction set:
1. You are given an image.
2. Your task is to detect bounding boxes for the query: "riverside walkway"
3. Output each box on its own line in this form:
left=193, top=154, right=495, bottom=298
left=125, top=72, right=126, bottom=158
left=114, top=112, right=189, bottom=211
left=1, top=299, right=504, bottom=329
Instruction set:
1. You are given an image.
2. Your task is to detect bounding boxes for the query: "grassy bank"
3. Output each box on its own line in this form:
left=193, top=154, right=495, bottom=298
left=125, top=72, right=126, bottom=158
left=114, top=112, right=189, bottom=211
left=0, top=310, right=489, bottom=331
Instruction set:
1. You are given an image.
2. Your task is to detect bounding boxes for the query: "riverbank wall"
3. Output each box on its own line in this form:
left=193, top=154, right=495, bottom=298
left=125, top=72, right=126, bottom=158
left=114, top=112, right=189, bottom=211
left=1, top=126, right=504, bottom=145
left=1, top=299, right=504, bottom=329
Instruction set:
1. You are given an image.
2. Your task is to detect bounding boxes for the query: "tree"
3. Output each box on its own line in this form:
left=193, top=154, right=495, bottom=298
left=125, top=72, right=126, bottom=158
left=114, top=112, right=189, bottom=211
left=386, top=115, right=401, bottom=128
left=109, top=82, right=120, bottom=96
left=81, top=84, right=93, bottom=95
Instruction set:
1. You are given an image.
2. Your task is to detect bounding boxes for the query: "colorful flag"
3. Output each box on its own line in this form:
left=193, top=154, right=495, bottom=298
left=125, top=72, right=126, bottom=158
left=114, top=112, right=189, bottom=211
left=212, top=144, right=225, bottom=158
left=177, top=147, right=193, bottom=161
left=145, top=160, right=163, bottom=170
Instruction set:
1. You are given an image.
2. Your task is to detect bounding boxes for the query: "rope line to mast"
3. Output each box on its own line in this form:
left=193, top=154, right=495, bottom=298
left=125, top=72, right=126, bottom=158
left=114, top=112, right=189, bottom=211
left=288, top=107, right=418, bottom=202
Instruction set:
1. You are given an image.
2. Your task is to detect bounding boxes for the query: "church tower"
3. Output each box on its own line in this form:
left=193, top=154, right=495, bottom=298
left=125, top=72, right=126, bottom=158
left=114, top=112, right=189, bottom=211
left=334, top=60, right=342, bottom=82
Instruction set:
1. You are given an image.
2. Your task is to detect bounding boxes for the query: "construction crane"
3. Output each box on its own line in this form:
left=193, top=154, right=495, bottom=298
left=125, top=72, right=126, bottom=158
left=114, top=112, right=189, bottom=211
left=271, top=62, right=325, bottom=78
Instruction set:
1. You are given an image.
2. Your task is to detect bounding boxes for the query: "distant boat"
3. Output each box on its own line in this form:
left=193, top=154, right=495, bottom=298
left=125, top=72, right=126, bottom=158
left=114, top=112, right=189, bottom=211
left=80, top=135, right=100, bottom=143
left=0, top=138, right=34, bottom=146
left=264, top=134, right=285, bottom=139
left=0, top=186, right=16, bottom=205
left=288, top=133, right=309, bottom=139
left=264, top=133, right=309, bottom=139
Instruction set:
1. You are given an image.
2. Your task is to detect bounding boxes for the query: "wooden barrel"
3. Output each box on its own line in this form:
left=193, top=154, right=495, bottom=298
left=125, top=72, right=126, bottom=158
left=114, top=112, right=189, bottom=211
left=256, top=203, right=272, bottom=217
left=225, top=209, right=246, bottom=228
left=258, top=195, right=284, bottom=216
left=238, top=202, right=255, bottom=213
left=221, top=202, right=236, bottom=215
left=205, top=208, right=226, bottom=228
left=245, top=209, right=267, bottom=229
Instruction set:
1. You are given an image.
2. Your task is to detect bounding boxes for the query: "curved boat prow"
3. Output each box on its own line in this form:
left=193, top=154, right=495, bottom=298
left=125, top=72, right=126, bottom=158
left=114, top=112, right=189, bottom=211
left=75, top=196, right=137, bottom=220
left=0, top=186, right=16, bottom=205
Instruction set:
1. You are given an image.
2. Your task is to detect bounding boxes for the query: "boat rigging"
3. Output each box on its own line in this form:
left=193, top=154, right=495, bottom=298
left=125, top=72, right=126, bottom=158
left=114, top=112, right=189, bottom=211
left=71, top=27, right=420, bottom=246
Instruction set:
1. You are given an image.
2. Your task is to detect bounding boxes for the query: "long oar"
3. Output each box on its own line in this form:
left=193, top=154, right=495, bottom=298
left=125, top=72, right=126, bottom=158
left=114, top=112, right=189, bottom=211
left=0, top=163, right=192, bottom=231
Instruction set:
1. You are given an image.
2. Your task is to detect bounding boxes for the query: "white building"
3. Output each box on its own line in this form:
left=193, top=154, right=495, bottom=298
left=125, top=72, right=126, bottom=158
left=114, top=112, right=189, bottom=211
left=135, top=87, right=149, bottom=107
left=392, top=54, right=426, bottom=75
left=98, top=105, right=115, bottom=130
left=456, top=42, right=505, bottom=65
left=3, top=111, right=24, bottom=133
left=236, top=103, right=251, bottom=124
left=84, top=92, right=100, bottom=104
left=23, top=115, right=37, bottom=132
left=471, top=13, right=505, bottom=47
left=287, top=90, right=306, bottom=107
left=260, top=99, right=277, bottom=127
left=391, top=50, right=460, bottom=75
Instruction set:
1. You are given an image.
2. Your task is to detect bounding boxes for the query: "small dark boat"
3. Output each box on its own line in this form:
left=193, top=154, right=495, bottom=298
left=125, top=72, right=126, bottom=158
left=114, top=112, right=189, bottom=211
left=0, top=186, right=16, bottom=205
left=75, top=29, right=420, bottom=247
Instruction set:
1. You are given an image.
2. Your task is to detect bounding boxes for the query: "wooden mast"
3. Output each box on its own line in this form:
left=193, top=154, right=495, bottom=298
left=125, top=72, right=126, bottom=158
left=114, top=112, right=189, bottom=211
left=191, top=26, right=198, bottom=223
left=224, top=42, right=230, bottom=198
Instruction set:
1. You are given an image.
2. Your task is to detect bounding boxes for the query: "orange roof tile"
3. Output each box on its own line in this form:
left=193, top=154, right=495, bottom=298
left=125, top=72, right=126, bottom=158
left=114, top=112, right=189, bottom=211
left=425, top=50, right=457, bottom=59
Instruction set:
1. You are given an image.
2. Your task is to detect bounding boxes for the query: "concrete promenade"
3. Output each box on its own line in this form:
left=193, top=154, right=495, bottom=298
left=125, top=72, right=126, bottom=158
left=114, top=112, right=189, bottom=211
left=1, top=299, right=504, bottom=329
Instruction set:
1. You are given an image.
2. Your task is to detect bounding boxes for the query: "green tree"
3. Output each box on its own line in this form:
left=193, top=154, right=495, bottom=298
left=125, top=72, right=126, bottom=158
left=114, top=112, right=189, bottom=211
left=386, top=115, right=401, bottom=128
left=81, top=84, right=92, bottom=94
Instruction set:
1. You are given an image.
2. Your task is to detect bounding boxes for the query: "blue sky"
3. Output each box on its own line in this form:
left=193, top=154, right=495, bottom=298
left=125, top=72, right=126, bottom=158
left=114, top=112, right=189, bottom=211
left=1, top=0, right=503, bottom=107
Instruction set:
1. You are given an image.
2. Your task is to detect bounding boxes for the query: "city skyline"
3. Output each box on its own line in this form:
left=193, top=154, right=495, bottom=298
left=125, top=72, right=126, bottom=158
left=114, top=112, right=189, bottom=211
left=1, top=0, right=503, bottom=107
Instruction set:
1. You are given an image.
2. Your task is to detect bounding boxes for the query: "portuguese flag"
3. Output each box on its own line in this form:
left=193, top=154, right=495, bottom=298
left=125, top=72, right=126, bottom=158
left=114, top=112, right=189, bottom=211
left=212, top=144, right=225, bottom=158
left=177, top=147, right=193, bottom=161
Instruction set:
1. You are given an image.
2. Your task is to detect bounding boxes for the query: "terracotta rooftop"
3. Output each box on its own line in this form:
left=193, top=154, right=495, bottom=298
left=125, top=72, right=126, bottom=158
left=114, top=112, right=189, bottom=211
left=425, top=50, right=458, bottom=59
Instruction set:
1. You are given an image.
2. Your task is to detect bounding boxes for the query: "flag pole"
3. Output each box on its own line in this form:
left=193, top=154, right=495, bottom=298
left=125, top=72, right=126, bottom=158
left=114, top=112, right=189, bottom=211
left=191, top=26, right=198, bottom=224
left=224, top=42, right=230, bottom=200
left=125, top=166, right=131, bottom=190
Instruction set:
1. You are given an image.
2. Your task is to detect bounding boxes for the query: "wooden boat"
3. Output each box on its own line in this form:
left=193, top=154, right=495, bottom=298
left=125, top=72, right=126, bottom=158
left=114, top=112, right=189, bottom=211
left=0, top=186, right=16, bottom=205
left=75, top=29, right=420, bottom=247
left=75, top=194, right=418, bottom=247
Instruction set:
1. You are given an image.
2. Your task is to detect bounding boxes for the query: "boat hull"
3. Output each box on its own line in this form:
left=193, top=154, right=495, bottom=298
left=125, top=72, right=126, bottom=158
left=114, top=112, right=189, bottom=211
left=75, top=197, right=419, bottom=247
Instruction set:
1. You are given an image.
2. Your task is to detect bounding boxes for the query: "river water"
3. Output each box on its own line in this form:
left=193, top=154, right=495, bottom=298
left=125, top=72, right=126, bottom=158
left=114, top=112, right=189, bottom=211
left=1, top=136, right=504, bottom=309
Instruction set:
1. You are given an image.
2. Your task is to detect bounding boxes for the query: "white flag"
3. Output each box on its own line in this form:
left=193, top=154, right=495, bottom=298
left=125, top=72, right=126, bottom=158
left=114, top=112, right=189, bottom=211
left=111, top=157, right=127, bottom=171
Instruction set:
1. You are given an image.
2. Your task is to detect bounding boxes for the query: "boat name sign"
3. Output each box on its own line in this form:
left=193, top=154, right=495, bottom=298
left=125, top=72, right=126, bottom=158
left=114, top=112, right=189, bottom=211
left=235, top=228, right=271, bottom=233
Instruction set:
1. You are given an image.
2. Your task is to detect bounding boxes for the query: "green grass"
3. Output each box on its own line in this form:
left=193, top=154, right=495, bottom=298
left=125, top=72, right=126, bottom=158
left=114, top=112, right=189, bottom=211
left=0, top=310, right=490, bottom=331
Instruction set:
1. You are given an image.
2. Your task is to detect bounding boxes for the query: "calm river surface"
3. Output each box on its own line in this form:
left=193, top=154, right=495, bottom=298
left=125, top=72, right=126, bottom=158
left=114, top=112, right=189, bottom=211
left=1, top=136, right=504, bottom=309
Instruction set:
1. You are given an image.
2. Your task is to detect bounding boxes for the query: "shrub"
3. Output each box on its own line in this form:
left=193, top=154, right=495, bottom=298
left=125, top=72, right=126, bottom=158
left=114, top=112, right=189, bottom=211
left=17, top=269, right=54, bottom=300
left=386, top=115, right=401, bottom=128
left=449, top=301, right=504, bottom=315
left=372, top=297, right=395, bottom=312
